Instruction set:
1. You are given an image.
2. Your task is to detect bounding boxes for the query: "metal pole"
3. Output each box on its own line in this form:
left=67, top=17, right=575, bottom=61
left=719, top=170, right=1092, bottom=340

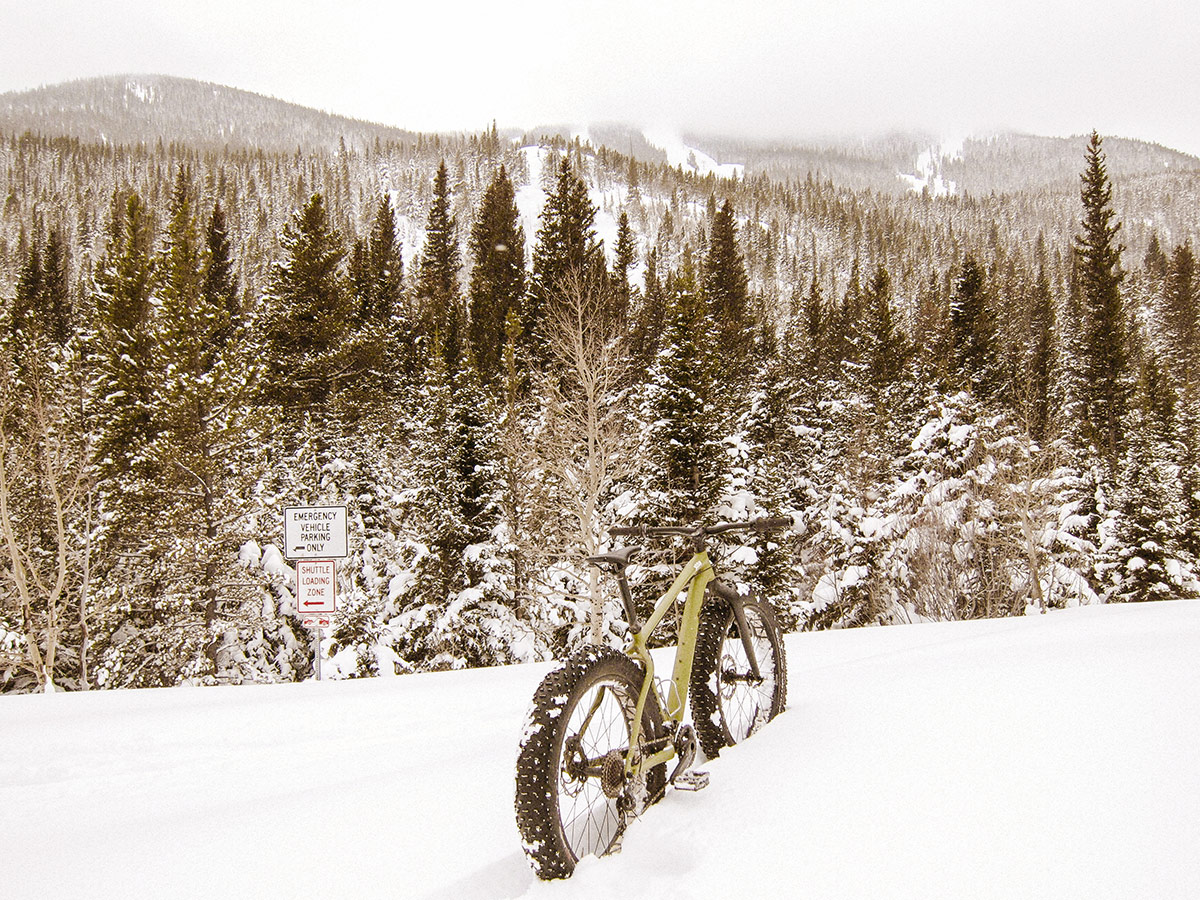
left=314, top=626, right=322, bottom=681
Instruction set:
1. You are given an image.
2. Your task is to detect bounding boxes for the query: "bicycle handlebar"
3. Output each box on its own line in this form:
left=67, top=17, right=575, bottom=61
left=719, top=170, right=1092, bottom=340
left=609, top=517, right=794, bottom=540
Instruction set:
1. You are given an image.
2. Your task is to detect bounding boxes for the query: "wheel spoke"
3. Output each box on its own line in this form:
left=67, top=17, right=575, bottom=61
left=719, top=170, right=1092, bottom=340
left=557, top=679, right=635, bottom=862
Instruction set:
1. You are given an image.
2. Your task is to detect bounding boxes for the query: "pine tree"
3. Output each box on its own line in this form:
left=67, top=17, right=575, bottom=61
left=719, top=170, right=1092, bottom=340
left=1074, top=131, right=1130, bottom=464
left=468, top=165, right=525, bottom=385
left=151, top=172, right=262, bottom=664
left=202, top=202, right=239, bottom=350
left=629, top=246, right=665, bottom=372
left=1144, top=232, right=1170, bottom=282
left=1107, top=388, right=1193, bottom=603
left=417, top=161, right=464, bottom=374
left=262, top=192, right=351, bottom=411
left=93, top=191, right=158, bottom=481
left=950, top=252, right=996, bottom=395
left=346, top=193, right=407, bottom=403
left=861, top=264, right=904, bottom=391
left=357, top=193, right=405, bottom=327
left=528, top=157, right=601, bottom=356
left=641, top=264, right=725, bottom=523
left=828, top=257, right=864, bottom=372
left=1164, top=242, right=1197, bottom=387
left=11, top=228, right=72, bottom=349
left=913, top=269, right=950, bottom=384
left=702, top=199, right=752, bottom=372
left=802, top=258, right=825, bottom=375
left=612, top=209, right=637, bottom=323
left=1023, top=261, right=1056, bottom=441
left=400, top=348, right=472, bottom=667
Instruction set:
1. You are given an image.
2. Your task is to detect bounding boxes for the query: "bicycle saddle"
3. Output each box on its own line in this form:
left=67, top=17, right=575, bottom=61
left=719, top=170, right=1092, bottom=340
left=585, top=546, right=641, bottom=570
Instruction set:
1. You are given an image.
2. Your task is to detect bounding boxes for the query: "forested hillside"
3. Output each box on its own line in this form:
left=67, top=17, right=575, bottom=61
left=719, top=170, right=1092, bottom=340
left=2, top=76, right=1198, bottom=692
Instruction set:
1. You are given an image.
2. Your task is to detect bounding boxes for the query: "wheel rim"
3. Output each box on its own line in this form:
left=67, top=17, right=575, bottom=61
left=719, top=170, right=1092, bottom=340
left=556, top=678, right=636, bottom=862
left=718, top=607, right=776, bottom=743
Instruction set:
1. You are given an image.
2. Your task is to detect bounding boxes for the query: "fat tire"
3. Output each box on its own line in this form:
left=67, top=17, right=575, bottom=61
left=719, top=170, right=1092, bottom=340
left=690, top=591, right=787, bottom=759
left=514, top=645, right=666, bottom=880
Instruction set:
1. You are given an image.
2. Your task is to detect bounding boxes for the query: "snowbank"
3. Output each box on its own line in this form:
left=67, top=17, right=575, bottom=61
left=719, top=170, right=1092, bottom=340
left=3, top=601, right=1198, bottom=899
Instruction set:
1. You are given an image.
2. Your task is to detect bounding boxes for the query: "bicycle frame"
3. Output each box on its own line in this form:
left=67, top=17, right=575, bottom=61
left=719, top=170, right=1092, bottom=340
left=620, top=549, right=714, bottom=777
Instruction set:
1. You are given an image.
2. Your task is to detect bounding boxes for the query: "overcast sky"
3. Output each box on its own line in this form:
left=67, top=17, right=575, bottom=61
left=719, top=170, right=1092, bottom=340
left=3, top=0, right=1199, bottom=155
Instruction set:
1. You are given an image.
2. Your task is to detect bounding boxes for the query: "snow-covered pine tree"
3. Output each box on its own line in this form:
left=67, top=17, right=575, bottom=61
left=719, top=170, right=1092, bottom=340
left=950, top=252, right=998, bottom=396
left=262, top=192, right=352, bottom=414
left=142, top=171, right=267, bottom=682
left=528, top=157, right=602, bottom=361
left=394, top=342, right=515, bottom=669
left=612, top=209, right=637, bottom=325
left=344, top=192, right=408, bottom=411
left=1074, top=132, right=1131, bottom=466
left=861, top=263, right=906, bottom=393
left=702, top=199, right=753, bottom=382
left=11, top=228, right=72, bottom=349
left=628, top=246, right=665, bottom=375
left=92, top=191, right=159, bottom=486
left=1019, top=255, right=1057, bottom=443
left=416, top=161, right=465, bottom=375
left=1162, top=241, right=1197, bottom=390
left=640, top=262, right=725, bottom=525
left=395, top=345, right=470, bottom=668
left=468, top=165, right=526, bottom=386
left=1106, top=410, right=1192, bottom=602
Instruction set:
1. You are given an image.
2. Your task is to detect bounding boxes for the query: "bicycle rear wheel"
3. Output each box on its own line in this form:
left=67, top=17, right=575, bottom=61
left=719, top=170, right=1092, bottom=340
left=690, top=592, right=787, bottom=759
left=515, top=645, right=666, bottom=880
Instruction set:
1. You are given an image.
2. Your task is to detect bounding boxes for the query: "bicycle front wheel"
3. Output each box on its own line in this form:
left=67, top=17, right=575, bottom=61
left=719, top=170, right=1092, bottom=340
left=690, top=592, right=787, bottom=759
left=515, top=645, right=665, bottom=880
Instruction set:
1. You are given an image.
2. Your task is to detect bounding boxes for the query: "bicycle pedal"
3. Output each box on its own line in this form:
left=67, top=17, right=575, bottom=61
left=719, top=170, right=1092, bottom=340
left=672, top=770, right=710, bottom=792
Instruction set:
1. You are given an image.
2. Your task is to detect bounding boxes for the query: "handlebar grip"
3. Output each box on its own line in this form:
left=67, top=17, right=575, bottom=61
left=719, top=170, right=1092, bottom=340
left=608, top=525, right=645, bottom=537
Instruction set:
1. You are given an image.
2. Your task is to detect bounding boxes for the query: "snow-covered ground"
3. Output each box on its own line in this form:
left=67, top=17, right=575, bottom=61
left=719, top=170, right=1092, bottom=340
left=643, top=129, right=745, bottom=180
left=5, top=601, right=1198, bottom=899
left=898, top=137, right=965, bottom=197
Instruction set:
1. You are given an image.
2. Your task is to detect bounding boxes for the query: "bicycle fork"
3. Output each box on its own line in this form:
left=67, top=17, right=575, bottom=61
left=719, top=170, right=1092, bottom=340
left=708, top=580, right=764, bottom=684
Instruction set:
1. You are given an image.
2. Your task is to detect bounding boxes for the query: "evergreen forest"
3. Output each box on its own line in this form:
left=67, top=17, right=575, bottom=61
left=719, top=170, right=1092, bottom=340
left=2, top=77, right=1199, bottom=691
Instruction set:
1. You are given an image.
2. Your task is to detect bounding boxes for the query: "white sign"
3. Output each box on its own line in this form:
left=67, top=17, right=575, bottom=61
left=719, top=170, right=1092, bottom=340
left=296, top=559, right=337, bottom=614
left=284, top=506, right=348, bottom=560
left=301, top=614, right=334, bottom=629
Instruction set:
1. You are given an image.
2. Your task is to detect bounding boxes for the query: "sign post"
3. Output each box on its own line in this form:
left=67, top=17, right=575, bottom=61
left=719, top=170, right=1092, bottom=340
left=283, top=506, right=348, bottom=681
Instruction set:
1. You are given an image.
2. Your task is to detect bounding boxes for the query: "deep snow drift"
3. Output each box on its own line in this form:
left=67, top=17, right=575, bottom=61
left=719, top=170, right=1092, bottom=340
left=5, top=601, right=1198, bottom=900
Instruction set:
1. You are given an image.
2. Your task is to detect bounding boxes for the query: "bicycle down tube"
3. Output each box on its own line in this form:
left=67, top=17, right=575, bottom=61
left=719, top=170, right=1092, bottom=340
left=622, top=549, right=712, bottom=775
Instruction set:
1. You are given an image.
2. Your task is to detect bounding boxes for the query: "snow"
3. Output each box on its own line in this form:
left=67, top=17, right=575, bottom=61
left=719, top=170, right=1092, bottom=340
left=898, top=137, right=964, bottom=198
left=642, top=128, right=745, bottom=180
left=4, top=601, right=1199, bottom=899
left=516, top=145, right=549, bottom=258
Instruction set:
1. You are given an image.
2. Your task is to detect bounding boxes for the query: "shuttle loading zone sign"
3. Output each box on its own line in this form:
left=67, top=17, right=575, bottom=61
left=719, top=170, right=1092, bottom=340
left=284, top=506, right=348, bottom=560
left=296, top=560, right=337, bottom=614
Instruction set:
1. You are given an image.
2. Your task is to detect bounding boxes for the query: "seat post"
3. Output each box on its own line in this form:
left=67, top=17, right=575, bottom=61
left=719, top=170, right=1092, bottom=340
left=615, top=569, right=641, bottom=633
left=586, top=546, right=643, bottom=633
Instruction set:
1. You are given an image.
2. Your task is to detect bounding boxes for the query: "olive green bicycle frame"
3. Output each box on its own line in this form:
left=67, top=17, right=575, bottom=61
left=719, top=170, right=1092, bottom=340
left=622, top=550, right=715, bottom=777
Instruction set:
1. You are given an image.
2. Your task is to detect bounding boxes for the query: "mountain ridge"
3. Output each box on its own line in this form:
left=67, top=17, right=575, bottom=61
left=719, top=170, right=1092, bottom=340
left=0, top=73, right=423, bottom=152
left=2, top=74, right=1198, bottom=196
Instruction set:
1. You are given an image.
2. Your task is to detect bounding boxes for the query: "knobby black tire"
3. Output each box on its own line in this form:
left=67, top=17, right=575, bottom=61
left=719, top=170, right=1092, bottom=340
left=514, top=645, right=666, bottom=880
left=690, top=591, right=787, bottom=760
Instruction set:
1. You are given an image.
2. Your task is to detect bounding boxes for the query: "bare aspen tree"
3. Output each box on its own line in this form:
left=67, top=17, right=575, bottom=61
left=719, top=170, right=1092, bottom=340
left=0, top=358, right=93, bottom=692
left=531, top=267, right=634, bottom=645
